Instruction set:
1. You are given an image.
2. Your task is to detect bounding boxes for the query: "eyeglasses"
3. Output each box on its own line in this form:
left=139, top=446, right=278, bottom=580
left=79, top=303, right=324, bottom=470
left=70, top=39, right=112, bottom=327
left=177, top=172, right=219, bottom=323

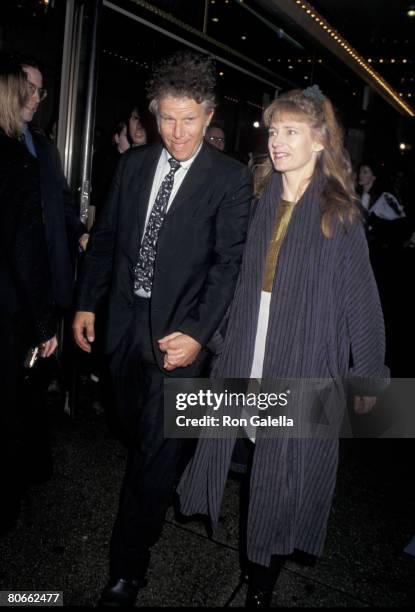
left=28, top=81, right=47, bottom=102
left=208, top=136, right=225, bottom=143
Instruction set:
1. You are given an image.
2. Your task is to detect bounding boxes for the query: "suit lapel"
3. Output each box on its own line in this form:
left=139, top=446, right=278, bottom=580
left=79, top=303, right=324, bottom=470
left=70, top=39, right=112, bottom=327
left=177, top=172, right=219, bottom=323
left=166, top=142, right=212, bottom=217
left=132, top=142, right=212, bottom=257
left=125, top=144, right=161, bottom=263
left=136, top=144, right=163, bottom=241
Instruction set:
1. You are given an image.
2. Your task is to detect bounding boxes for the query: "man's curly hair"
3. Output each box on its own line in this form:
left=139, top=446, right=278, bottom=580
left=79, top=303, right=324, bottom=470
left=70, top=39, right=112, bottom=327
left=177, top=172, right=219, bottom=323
left=147, top=51, right=216, bottom=115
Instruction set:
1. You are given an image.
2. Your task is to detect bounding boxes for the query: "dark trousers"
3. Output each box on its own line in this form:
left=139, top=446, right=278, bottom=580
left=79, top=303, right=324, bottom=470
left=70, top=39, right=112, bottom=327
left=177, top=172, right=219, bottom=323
left=0, top=313, right=33, bottom=527
left=108, top=297, right=195, bottom=579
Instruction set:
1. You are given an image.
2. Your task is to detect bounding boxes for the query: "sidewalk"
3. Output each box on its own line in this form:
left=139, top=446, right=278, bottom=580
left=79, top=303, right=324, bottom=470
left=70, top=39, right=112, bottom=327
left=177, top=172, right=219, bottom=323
left=0, top=399, right=414, bottom=607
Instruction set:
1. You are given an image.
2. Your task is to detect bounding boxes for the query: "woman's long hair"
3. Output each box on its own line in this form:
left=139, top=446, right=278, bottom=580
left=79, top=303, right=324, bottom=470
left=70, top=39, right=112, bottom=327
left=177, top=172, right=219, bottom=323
left=0, top=54, right=28, bottom=138
left=262, top=89, right=359, bottom=237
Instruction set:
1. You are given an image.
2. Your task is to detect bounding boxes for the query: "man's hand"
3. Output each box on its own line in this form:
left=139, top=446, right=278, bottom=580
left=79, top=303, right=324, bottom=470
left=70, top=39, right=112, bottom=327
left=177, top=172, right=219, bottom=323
left=158, top=332, right=201, bottom=371
left=40, top=335, right=58, bottom=358
left=73, top=311, right=96, bottom=353
left=353, top=396, right=377, bottom=414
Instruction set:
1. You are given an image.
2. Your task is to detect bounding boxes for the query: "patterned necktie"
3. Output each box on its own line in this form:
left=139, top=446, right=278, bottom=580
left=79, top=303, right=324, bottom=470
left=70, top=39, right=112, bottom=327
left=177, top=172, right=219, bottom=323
left=134, top=157, right=181, bottom=294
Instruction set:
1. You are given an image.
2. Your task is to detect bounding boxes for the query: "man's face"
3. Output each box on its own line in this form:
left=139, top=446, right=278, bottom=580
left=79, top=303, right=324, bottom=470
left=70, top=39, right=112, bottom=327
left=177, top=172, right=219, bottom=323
left=157, top=96, right=213, bottom=162
left=206, top=126, right=226, bottom=151
left=21, top=65, right=43, bottom=124
left=128, top=110, right=147, bottom=146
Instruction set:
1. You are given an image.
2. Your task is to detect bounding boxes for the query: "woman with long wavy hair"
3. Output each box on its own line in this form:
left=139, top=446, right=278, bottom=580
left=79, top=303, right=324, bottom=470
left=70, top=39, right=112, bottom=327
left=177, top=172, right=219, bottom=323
left=0, top=53, right=57, bottom=534
left=177, top=88, right=388, bottom=606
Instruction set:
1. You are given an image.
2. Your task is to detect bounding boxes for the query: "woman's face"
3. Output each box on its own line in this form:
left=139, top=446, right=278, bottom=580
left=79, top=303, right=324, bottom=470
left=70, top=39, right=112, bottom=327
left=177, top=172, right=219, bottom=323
left=358, top=165, right=376, bottom=188
left=268, top=115, right=323, bottom=178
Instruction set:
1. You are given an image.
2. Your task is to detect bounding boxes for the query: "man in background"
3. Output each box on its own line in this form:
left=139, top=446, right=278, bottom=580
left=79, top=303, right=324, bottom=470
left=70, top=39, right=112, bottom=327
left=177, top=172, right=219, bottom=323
left=18, top=54, right=87, bottom=483
left=205, top=121, right=226, bottom=151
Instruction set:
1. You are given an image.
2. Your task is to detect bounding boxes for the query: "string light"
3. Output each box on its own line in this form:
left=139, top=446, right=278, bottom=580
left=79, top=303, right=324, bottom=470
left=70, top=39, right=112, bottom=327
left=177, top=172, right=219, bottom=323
left=292, top=0, right=414, bottom=117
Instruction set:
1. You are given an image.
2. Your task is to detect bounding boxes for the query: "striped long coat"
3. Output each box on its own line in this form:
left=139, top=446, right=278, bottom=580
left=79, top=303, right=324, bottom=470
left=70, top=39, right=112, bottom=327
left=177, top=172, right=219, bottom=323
left=178, top=172, right=388, bottom=567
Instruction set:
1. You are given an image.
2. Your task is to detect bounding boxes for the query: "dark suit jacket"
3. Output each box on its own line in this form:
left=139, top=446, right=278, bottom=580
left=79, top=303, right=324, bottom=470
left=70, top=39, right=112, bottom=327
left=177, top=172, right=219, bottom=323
left=31, top=129, right=86, bottom=310
left=76, top=141, right=252, bottom=371
left=0, top=129, right=56, bottom=344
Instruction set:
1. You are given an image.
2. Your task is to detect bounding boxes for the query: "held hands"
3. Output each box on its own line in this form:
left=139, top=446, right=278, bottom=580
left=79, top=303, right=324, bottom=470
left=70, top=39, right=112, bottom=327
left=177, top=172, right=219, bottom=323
left=72, top=311, right=96, bottom=353
left=353, top=396, right=377, bottom=414
left=158, top=332, right=201, bottom=371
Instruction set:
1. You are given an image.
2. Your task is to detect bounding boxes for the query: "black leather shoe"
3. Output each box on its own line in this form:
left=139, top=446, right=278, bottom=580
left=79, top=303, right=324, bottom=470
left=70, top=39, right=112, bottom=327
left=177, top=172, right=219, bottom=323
left=98, top=578, right=147, bottom=607
left=245, top=584, right=273, bottom=608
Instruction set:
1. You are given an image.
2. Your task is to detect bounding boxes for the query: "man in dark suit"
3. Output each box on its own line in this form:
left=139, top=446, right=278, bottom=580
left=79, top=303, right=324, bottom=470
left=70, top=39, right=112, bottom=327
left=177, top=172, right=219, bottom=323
left=73, top=51, right=252, bottom=606
left=18, top=55, right=87, bottom=483
left=20, top=56, right=88, bottom=309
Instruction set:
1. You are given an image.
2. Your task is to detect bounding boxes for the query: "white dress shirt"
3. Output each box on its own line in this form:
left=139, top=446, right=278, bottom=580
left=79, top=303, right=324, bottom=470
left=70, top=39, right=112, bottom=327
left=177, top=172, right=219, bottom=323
left=135, top=143, right=203, bottom=298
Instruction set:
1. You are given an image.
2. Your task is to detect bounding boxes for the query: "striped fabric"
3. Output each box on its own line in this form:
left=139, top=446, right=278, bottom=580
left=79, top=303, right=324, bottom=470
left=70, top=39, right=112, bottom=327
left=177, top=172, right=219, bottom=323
left=178, top=171, right=388, bottom=567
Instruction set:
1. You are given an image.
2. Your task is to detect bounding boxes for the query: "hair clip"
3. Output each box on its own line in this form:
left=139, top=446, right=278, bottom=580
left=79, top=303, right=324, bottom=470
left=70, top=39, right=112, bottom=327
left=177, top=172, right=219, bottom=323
left=303, top=84, right=325, bottom=103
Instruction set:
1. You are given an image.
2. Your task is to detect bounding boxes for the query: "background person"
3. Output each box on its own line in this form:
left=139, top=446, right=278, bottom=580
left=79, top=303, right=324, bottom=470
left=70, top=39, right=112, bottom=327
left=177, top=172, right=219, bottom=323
left=19, top=55, right=89, bottom=293
left=357, top=160, right=410, bottom=374
left=16, top=53, right=87, bottom=483
left=0, top=53, right=57, bottom=534
left=357, top=161, right=407, bottom=249
left=91, top=119, right=130, bottom=220
left=127, top=105, right=150, bottom=147
left=205, top=121, right=226, bottom=151
left=178, top=87, right=389, bottom=607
